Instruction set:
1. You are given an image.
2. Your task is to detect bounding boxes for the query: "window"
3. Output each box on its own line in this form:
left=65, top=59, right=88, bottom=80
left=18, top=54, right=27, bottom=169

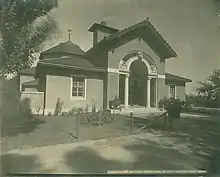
left=169, top=85, right=176, bottom=98
left=71, top=76, right=86, bottom=98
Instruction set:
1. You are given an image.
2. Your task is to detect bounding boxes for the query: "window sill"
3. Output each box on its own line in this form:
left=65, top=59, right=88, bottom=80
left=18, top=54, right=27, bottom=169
left=70, top=96, right=86, bottom=101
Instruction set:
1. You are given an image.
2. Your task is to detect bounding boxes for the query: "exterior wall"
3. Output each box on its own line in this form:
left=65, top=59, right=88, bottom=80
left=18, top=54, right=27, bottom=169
left=23, top=87, right=38, bottom=92
left=108, top=38, right=165, bottom=75
left=106, top=38, right=166, bottom=107
left=19, top=75, right=35, bottom=91
left=45, top=74, right=103, bottom=114
left=165, top=80, right=186, bottom=101
left=157, top=78, right=168, bottom=101
left=107, top=72, right=119, bottom=107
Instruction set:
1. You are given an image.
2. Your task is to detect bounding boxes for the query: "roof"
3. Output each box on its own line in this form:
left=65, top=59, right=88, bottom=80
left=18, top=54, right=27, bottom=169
left=19, top=67, right=36, bottom=76
left=22, top=79, right=39, bottom=87
left=86, top=19, right=177, bottom=60
left=41, top=41, right=85, bottom=56
left=88, top=23, right=119, bottom=33
left=37, top=56, right=106, bottom=73
left=165, top=73, right=192, bottom=83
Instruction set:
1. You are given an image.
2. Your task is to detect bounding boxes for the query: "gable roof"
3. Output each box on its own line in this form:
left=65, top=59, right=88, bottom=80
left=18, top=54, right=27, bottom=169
left=41, top=41, right=85, bottom=56
left=86, top=19, right=177, bottom=60
left=19, top=67, right=36, bottom=76
left=165, top=73, right=192, bottom=83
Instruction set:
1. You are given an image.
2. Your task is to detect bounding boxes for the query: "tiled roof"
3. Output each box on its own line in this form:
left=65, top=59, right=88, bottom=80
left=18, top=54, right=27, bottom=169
left=19, top=67, right=36, bottom=76
left=22, top=79, right=39, bottom=86
left=38, top=56, right=106, bottom=72
left=165, top=72, right=192, bottom=82
left=86, top=19, right=177, bottom=59
left=41, top=41, right=85, bottom=56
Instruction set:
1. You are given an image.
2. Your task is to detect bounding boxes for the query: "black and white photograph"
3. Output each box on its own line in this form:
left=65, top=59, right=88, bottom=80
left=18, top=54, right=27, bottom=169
left=0, top=0, right=220, bottom=176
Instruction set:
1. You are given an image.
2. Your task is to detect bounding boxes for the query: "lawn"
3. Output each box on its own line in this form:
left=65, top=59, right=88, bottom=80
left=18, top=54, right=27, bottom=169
left=1, top=114, right=134, bottom=151
left=1, top=111, right=220, bottom=169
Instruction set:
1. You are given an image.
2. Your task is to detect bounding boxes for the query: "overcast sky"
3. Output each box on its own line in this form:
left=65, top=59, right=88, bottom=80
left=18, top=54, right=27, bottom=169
left=50, top=0, right=220, bottom=93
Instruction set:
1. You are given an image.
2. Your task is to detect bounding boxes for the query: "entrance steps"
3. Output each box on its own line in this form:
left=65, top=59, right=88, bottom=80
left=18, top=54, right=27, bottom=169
left=120, top=106, right=164, bottom=118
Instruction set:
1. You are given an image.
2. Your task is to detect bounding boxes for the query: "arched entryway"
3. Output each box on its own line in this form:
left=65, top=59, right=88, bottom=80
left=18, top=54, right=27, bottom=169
left=129, top=59, right=148, bottom=106
left=119, top=51, right=158, bottom=108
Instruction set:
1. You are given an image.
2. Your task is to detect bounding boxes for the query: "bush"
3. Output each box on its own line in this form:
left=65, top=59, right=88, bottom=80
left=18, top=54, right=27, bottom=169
left=79, top=109, right=114, bottom=126
left=109, top=95, right=121, bottom=109
left=158, top=97, right=182, bottom=118
left=158, top=97, right=169, bottom=110
left=54, top=98, right=63, bottom=116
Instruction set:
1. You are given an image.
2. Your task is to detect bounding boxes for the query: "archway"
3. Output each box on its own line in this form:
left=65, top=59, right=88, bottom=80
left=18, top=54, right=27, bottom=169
left=129, top=59, right=148, bottom=106
left=119, top=51, right=158, bottom=108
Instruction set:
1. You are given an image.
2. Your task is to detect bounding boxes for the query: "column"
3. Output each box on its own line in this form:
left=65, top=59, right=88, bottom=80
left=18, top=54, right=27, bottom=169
left=147, top=77, right=151, bottom=108
left=124, top=74, right=129, bottom=108
left=155, top=78, right=158, bottom=108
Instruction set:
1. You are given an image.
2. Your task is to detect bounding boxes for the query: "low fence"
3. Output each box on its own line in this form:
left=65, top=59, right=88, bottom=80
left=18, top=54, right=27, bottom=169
left=20, top=91, right=44, bottom=114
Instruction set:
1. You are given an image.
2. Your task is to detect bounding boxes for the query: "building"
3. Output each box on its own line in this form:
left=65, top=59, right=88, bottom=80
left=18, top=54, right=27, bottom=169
left=19, top=19, right=192, bottom=115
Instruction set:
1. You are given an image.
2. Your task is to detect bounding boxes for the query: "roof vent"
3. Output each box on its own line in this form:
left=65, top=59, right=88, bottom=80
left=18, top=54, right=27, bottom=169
left=101, top=21, right=106, bottom=26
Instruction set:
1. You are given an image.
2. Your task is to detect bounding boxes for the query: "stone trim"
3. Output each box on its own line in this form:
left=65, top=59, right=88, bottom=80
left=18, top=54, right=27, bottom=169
left=157, top=74, right=166, bottom=79
left=107, top=68, right=119, bottom=73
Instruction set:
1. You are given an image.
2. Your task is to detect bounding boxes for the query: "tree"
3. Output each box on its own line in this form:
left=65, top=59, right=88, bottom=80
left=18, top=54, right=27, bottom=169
left=0, top=0, right=59, bottom=79
left=196, top=69, right=220, bottom=108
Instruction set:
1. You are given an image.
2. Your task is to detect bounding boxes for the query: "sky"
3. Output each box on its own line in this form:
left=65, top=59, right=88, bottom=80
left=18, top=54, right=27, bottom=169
left=49, top=0, right=220, bottom=94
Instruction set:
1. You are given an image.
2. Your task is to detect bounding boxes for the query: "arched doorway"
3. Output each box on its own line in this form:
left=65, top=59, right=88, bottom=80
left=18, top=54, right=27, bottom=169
left=129, top=59, right=148, bottom=106
left=119, top=51, right=158, bottom=108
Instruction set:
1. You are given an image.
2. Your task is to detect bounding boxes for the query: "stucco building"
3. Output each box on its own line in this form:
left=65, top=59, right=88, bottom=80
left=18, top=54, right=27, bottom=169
left=19, top=19, right=192, bottom=115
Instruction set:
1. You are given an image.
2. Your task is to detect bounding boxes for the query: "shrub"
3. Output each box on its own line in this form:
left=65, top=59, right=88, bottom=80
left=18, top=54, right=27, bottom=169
left=109, top=95, right=121, bottom=109
left=54, top=98, right=63, bottom=116
left=158, top=97, right=169, bottom=110
left=158, top=97, right=182, bottom=118
left=79, top=109, right=114, bottom=126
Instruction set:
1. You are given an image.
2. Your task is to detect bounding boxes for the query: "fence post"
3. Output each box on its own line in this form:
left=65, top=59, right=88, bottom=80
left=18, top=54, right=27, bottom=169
left=130, top=111, right=133, bottom=133
left=75, top=115, right=79, bottom=141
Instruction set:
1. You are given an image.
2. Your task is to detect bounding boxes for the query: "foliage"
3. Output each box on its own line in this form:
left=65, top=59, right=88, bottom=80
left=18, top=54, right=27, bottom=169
left=60, top=104, right=114, bottom=126
left=158, top=97, right=182, bottom=118
left=0, top=0, right=59, bottom=78
left=54, top=98, right=63, bottom=116
left=195, top=69, right=220, bottom=108
left=184, top=107, right=220, bottom=116
left=158, top=97, right=169, bottom=110
left=79, top=108, right=115, bottom=126
left=109, top=95, right=121, bottom=109
left=19, top=97, right=33, bottom=118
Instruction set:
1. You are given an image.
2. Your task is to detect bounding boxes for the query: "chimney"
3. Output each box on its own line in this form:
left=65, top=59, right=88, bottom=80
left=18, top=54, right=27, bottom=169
left=101, top=21, right=106, bottom=26
left=88, top=21, right=118, bottom=46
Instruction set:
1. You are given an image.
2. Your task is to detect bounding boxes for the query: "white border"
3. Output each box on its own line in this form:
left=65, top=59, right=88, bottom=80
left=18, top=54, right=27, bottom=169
left=70, top=76, right=87, bottom=100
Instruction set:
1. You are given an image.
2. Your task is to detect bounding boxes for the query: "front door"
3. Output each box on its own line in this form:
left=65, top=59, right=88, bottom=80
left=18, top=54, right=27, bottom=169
left=129, top=76, right=146, bottom=106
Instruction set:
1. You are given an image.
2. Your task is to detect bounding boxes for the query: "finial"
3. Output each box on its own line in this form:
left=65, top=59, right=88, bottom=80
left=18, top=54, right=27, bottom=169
left=68, top=29, right=72, bottom=41
left=145, top=17, right=150, bottom=22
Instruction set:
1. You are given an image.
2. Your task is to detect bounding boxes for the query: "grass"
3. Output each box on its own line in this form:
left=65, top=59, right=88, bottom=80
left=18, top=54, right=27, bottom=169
left=1, top=112, right=220, bottom=163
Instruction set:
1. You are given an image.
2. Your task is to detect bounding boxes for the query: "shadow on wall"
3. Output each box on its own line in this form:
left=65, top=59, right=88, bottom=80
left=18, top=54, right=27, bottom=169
left=0, top=153, right=43, bottom=174
left=1, top=97, right=45, bottom=138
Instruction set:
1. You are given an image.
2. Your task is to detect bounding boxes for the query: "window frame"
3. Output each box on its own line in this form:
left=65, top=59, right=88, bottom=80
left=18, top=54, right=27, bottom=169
left=169, top=84, right=176, bottom=99
left=70, top=75, right=87, bottom=100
